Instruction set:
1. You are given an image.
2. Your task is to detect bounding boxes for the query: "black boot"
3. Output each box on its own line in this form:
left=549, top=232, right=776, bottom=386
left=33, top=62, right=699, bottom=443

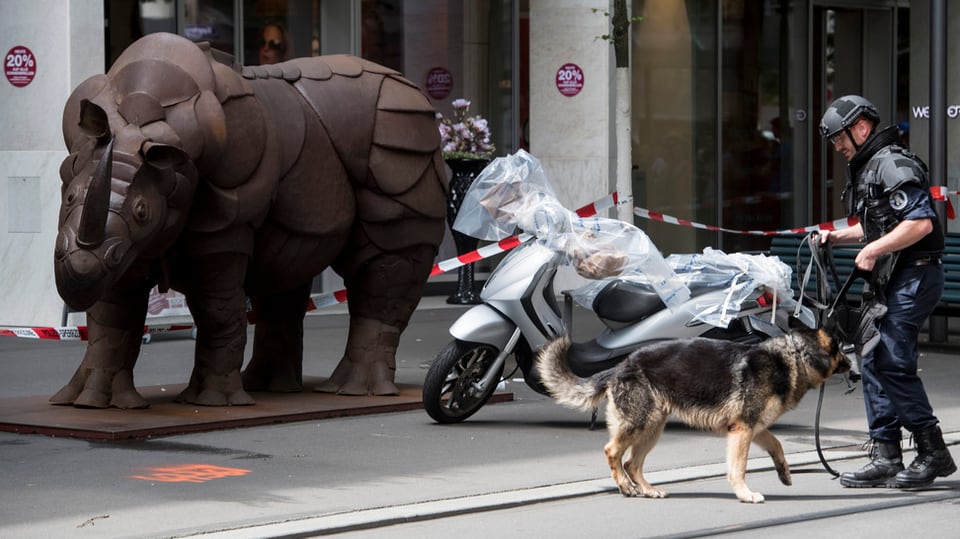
left=840, top=439, right=903, bottom=488
left=894, top=425, right=957, bottom=488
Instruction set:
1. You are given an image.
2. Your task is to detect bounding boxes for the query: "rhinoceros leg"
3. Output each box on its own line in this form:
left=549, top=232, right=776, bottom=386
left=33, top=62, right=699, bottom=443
left=316, top=244, right=435, bottom=396
left=176, top=253, right=255, bottom=406
left=49, top=287, right=151, bottom=409
left=241, top=281, right=311, bottom=392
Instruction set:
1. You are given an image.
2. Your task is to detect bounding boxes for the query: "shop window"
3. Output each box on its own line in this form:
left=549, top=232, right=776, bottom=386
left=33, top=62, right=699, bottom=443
left=106, top=0, right=177, bottom=68
left=362, top=0, right=403, bottom=71
left=183, top=0, right=236, bottom=55
left=105, top=1, right=235, bottom=68
left=632, top=0, right=794, bottom=254
left=242, top=0, right=323, bottom=65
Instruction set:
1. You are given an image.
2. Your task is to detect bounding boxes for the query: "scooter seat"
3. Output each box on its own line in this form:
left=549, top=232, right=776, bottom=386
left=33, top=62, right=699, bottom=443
left=592, top=280, right=666, bottom=323
left=592, top=279, right=717, bottom=323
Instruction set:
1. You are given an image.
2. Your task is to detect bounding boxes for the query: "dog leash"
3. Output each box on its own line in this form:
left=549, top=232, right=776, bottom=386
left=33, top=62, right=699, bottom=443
left=799, top=232, right=857, bottom=478
left=814, top=384, right=840, bottom=478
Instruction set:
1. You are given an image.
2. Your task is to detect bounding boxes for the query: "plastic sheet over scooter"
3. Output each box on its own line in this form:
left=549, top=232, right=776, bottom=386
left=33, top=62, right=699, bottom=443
left=453, top=150, right=796, bottom=327
left=572, top=246, right=800, bottom=328
left=453, top=150, right=690, bottom=309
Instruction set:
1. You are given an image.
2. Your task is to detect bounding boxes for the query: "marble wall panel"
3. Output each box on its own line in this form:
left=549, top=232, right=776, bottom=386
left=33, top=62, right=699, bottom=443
left=0, top=0, right=103, bottom=327
left=529, top=0, right=613, bottom=214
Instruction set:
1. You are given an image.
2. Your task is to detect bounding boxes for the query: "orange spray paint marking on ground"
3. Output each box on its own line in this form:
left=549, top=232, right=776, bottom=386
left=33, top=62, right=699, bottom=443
left=130, top=464, right=252, bottom=483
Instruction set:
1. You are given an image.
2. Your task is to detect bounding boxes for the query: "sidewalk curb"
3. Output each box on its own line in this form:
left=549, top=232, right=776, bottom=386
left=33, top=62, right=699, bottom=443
left=186, top=432, right=960, bottom=538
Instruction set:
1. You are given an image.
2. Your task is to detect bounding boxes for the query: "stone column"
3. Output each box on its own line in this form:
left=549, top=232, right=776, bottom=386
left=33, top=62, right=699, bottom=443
left=528, top=0, right=614, bottom=292
left=0, top=0, right=104, bottom=326
left=529, top=0, right=613, bottom=214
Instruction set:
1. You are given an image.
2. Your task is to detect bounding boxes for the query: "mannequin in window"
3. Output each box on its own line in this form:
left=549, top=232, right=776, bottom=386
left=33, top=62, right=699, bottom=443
left=259, top=23, right=290, bottom=65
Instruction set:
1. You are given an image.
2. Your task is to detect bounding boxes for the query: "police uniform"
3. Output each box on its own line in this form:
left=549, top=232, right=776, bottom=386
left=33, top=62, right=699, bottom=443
left=846, top=127, right=945, bottom=443
left=822, top=94, right=954, bottom=489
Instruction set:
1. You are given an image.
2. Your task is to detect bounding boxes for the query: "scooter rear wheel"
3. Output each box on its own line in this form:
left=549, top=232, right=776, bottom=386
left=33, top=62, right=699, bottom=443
left=423, top=340, right=505, bottom=424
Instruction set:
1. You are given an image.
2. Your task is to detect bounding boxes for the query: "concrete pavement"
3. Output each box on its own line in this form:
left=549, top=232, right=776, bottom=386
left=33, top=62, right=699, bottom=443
left=1, top=299, right=958, bottom=538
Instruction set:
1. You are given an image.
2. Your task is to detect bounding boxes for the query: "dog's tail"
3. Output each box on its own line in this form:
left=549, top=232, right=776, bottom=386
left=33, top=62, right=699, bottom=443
left=536, top=335, right=610, bottom=411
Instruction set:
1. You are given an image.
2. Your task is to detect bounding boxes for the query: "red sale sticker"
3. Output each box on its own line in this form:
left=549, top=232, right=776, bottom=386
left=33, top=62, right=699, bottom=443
left=555, top=63, right=584, bottom=97
left=5, top=46, right=37, bottom=88
left=425, top=66, right=452, bottom=100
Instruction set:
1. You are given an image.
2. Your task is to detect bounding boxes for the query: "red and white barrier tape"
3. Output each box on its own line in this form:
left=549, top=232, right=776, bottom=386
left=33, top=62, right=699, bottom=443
left=0, top=324, right=197, bottom=341
left=305, top=192, right=621, bottom=310
left=304, top=233, right=536, bottom=310
left=1, top=194, right=621, bottom=340
left=2, top=186, right=952, bottom=340
left=931, top=186, right=957, bottom=219
left=634, top=185, right=955, bottom=235
left=634, top=207, right=860, bottom=236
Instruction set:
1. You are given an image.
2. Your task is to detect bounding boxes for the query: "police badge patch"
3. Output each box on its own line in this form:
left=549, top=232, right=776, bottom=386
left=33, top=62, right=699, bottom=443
left=890, top=189, right=909, bottom=211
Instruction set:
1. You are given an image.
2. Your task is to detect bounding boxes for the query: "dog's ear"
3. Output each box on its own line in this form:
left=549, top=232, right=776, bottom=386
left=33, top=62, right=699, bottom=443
left=822, top=310, right=839, bottom=333
left=817, top=327, right=839, bottom=354
left=816, top=326, right=852, bottom=375
left=820, top=321, right=841, bottom=343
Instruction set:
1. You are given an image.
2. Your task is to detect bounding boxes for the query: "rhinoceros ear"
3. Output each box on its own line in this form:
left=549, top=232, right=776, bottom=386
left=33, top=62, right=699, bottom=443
left=143, top=141, right=190, bottom=169
left=79, top=99, right=112, bottom=141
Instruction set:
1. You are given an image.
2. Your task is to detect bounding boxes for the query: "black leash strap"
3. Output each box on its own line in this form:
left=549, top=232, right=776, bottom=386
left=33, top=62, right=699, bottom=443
left=803, top=232, right=857, bottom=478
left=814, top=383, right=840, bottom=478
left=810, top=233, right=840, bottom=477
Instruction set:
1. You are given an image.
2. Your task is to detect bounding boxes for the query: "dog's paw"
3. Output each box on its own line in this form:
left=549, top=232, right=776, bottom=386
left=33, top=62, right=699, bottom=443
left=615, top=477, right=640, bottom=497
left=641, top=487, right=668, bottom=499
left=618, top=484, right=668, bottom=499
left=737, top=491, right=765, bottom=504
left=777, top=466, right=792, bottom=486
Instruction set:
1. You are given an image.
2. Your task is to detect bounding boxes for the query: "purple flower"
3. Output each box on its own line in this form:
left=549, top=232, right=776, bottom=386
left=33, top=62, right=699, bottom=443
left=436, top=97, right=495, bottom=160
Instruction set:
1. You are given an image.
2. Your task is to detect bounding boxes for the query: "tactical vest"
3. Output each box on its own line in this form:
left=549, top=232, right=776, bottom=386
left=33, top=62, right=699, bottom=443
left=844, top=128, right=944, bottom=260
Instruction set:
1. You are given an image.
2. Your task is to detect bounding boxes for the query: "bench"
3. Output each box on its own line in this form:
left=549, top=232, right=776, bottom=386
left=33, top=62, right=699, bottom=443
left=768, top=232, right=960, bottom=319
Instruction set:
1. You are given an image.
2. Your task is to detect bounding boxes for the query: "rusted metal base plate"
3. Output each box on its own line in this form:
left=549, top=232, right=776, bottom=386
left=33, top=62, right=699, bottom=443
left=0, top=377, right=513, bottom=441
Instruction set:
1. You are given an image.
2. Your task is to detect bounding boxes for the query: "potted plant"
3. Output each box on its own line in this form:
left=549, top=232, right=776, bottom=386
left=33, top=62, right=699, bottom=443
left=436, top=99, right=495, bottom=304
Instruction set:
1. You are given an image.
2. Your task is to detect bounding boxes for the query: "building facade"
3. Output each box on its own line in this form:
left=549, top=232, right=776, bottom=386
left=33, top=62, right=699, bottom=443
left=1, top=0, right=957, bottom=326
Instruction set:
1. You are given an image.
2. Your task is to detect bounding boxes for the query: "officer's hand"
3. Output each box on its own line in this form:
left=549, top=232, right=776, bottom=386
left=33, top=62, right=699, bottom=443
left=819, top=230, right=833, bottom=244
left=855, top=248, right=877, bottom=271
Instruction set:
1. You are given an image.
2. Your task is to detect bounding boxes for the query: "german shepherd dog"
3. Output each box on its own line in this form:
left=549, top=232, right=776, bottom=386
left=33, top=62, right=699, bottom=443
left=536, top=328, right=850, bottom=503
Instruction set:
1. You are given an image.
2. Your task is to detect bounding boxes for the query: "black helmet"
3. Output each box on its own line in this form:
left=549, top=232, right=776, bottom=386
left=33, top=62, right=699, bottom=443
left=819, top=95, right=880, bottom=139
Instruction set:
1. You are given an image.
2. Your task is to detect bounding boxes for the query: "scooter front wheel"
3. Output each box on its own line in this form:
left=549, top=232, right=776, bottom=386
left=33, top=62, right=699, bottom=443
left=423, top=340, right=505, bottom=424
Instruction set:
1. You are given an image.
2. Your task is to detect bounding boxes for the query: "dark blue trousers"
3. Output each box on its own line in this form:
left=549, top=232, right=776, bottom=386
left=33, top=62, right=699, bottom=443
left=862, top=262, right=944, bottom=441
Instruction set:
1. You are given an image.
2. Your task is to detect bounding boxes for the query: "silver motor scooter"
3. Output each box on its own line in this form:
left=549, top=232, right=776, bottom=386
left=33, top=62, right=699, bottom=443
left=422, top=239, right=815, bottom=424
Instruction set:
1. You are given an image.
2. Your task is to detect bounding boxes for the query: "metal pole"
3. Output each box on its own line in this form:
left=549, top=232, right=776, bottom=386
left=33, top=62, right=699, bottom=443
left=715, top=5, right=724, bottom=250
left=929, top=0, right=948, bottom=342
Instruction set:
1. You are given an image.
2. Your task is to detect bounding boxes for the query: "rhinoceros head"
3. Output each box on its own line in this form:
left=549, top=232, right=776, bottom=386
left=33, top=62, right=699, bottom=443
left=54, top=33, right=226, bottom=310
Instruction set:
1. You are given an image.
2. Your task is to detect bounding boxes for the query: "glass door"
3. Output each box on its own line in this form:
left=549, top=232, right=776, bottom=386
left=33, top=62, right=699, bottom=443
left=811, top=4, right=901, bottom=225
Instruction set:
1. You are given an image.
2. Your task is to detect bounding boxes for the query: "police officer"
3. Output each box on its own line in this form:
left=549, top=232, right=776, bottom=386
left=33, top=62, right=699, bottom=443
left=819, top=95, right=956, bottom=488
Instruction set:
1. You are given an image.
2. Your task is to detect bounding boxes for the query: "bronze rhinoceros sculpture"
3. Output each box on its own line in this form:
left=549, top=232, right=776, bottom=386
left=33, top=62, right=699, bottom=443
left=52, top=32, right=448, bottom=408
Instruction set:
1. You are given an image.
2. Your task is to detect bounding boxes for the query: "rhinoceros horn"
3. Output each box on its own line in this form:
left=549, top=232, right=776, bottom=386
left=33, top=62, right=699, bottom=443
left=76, top=137, right=114, bottom=248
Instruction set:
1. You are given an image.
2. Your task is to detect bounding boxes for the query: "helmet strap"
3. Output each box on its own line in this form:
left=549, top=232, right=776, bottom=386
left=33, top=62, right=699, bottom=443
left=844, top=126, right=862, bottom=152
left=845, top=120, right=879, bottom=153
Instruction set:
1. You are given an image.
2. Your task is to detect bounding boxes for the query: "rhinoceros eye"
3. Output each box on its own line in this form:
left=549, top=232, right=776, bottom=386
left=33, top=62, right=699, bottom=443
left=64, top=180, right=88, bottom=208
left=59, top=154, right=78, bottom=183
left=104, top=241, right=128, bottom=268
left=64, top=184, right=79, bottom=206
